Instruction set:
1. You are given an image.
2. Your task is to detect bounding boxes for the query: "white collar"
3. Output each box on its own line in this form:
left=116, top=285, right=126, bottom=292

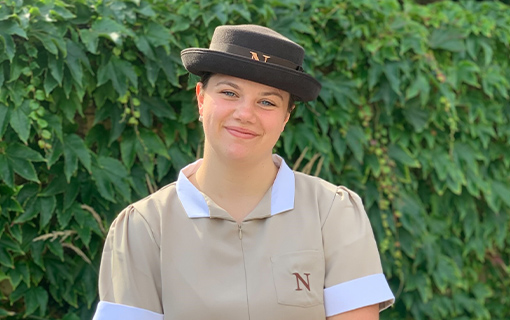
left=176, top=155, right=295, bottom=218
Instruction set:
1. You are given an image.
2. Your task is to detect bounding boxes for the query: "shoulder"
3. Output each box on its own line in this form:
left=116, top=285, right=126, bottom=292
left=132, top=182, right=177, bottom=216
left=109, top=182, right=178, bottom=248
left=293, top=171, right=365, bottom=223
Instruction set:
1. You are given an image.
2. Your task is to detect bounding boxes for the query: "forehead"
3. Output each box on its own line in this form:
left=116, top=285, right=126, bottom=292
left=208, top=74, right=290, bottom=98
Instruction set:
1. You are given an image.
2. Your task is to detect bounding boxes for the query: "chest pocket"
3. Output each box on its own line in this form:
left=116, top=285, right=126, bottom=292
left=270, top=250, right=325, bottom=307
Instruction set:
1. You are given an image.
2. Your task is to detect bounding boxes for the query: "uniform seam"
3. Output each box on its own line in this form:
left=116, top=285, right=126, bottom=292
left=321, top=186, right=341, bottom=229
left=132, top=206, right=161, bottom=251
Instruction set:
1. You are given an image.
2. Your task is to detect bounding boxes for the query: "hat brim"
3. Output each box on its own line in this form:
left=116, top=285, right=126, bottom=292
left=181, top=49, right=321, bottom=102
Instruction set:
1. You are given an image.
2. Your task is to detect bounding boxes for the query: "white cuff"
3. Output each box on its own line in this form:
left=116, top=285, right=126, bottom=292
left=324, top=273, right=395, bottom=316
left=92, top=301, right=164, bottom=320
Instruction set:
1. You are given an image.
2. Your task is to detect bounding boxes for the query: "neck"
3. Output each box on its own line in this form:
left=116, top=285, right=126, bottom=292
left=196, top=150, right=278, bottom=199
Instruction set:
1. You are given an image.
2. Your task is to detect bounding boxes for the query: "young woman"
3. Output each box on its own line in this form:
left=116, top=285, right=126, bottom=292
left=93, top=24, right=394, bottom=320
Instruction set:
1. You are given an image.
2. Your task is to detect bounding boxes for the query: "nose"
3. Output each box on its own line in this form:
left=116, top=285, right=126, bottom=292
left=232, top=99, right=256, bottom=123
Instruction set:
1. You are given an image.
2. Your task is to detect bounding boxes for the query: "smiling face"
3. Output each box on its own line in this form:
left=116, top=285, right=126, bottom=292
left=197, top=74, right=292, bottom=164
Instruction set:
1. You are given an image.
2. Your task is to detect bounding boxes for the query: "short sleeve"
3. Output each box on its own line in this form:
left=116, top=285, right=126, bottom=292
left=322, top=186, right=394, bottom=317
left=93, top=206, right=163, bottom=320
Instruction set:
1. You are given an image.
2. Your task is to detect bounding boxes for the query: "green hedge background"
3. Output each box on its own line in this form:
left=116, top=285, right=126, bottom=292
left=1, top=0, right=509, bottom=319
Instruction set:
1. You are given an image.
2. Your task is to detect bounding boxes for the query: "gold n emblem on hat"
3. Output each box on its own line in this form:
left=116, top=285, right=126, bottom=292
left=250, top=51, right=271, bottom=62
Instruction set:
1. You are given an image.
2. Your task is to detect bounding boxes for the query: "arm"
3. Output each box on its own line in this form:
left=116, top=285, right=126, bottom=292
left=327, top=304, right=379, bottom=320
left=322, top=186, right=394, bottom=317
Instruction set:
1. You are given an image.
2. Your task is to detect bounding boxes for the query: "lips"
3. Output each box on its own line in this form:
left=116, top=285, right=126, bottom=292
left=224, top=126, right=259, bottom=139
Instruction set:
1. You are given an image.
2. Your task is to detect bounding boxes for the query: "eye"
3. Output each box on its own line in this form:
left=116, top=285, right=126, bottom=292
left=221, top=90, right=237, bottom=98
left=260, top=100, right=276, bottom=107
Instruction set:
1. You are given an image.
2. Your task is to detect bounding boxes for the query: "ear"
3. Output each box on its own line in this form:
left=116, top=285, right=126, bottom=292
left=196, top=82, right=205, bottom=116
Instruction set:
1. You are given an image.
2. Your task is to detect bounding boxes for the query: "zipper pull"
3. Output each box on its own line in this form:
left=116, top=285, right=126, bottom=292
left=238, top=224, right=243, bottom=240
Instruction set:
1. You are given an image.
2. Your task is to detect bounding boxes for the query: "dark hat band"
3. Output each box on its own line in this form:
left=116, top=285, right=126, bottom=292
left=209, top=43, right=303, bottom=71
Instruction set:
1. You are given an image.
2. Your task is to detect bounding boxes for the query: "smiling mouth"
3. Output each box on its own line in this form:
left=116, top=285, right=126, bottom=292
left=224, top=126, right=259, bottom=139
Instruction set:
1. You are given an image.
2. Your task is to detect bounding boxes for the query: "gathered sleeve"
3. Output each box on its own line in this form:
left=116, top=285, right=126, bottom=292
left=322, top=186, right=395, bottom=317
left=93, top=205, right=163, bottom=320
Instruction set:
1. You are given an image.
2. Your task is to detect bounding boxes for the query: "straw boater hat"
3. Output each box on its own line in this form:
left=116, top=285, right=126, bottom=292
left=181, top=24, right=321, bottom=102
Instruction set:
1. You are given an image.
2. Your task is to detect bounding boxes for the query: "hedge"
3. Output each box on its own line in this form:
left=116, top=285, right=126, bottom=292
left=0, top=0, right=509, bottom=319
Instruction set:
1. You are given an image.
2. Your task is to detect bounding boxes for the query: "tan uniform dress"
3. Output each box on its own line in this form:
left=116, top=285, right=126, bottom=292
left=93, top=156, right=394, bottom=320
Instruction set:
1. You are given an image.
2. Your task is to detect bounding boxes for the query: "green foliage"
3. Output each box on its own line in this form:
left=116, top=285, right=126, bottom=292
left=0, top=0, right=509, bottom=319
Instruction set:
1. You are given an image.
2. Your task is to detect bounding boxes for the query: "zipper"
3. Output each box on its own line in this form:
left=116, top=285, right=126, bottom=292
left=238, top=223, right=250, bottom=319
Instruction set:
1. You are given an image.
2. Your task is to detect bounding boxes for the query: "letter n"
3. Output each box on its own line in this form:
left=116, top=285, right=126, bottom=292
left=292, top=273, right=311, bottom=291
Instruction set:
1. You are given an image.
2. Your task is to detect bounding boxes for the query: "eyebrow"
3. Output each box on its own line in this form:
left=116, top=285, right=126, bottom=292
left=215, top=81, right=284, bottom=101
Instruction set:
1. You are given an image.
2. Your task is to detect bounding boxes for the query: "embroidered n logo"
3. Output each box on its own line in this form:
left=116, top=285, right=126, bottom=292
left=292, top=272, right=311, bottom=291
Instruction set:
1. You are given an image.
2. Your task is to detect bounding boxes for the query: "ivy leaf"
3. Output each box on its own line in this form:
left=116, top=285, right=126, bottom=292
left=91, top=17, right=133, bottom=46
left=1, top=143, right=43, bottom=185
left=135, top=35, right=155, bottom=60
left=92, top=156, right=130, bottom=203
left=0, top=103, right=11, bottom=139
left=39, top=196, right=57, bottom=229
left=63, top=134, right=92, bottom=182
left=48, top=54, right=64, bottom=85
left=29, top=21, right=66, bottom=56
left=492, top=180, right=510, bottom=207
left=139, top=128, right=169, bottom=159
left=144, top=21, right=171, bottom=49
left=0, top=246, right=13, bottom=268
left=0, top=33, right=15, bottom=61
left=403, top=102, right=429, bottom=133
left=97, top=56, right=137, bottom=97
left=120, top=128, right=136, bottom=169
left=456, top=60, right=480, bottom=88
left=388, top=144, right=420, bottom=168
left=9, top=101, right=31, bottom=143
left=429, top=28, right=466, bottom=52
left=346, top=125, right=365, bottom=163
left=79, top=29, right=99, bottom=54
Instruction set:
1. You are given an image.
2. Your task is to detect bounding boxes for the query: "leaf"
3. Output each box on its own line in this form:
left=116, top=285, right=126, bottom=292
left=63, top=178, right=80, bottom=211
left=429, top=28, right=466, bottom=52
left=14, top=197, right=39, bottom=223
left=24, top=287, right=48, bottom=316
left=44, top=71, right=59, bottom=95
left=0, top=246, right=13, bottom=268
left=0, top=103, right=11, bottom=140
left=383, top=62, right=401, bottom=95
left=92, top=156, right=131, bottom=202
left=406, top=73, right=430, bottom=106
left=8, top=155, right=39, bottom=184
left=79, top=29, right=99, bottom=54
left=403, top=102, right=429, bottom=133
left=0, top=33, right=16, bottom=61
left=9, top=101, right=31, bottom=143
left=492, top=180, right=510, bottom=207
left=456, top=60, right=480, bottom=88
left=0, top=153, right=14, bottom=188
left=135, top=35, right=155, bottom=60
left=91, top=17, right=133, bottom=46
left=63, top=134, right=92, bottom=182
left=345, top=125, right=365, bottom=163
left=7, top=143, right=45, bottom=162
left=120, top=128, right=136, bottom=169
left=39, top=196, right=56, bottom=229
left=46, top=239, right=64, bottom=260
left=388, top=144, right=420, bottom=168
left=139, top=128, right=168, bottom=158
left=145, top=21, right=171, bottom=48
left=48, top=54, right=64, bottom=85
left=0, top=20, right=27, bottom=38
left=97, top=56, right=137, bottom=97
left=30, top=21, right=66, bottom=56
left=140, top=96, right=176, bottom=120
left=65, top=40, right=89, bottom=86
